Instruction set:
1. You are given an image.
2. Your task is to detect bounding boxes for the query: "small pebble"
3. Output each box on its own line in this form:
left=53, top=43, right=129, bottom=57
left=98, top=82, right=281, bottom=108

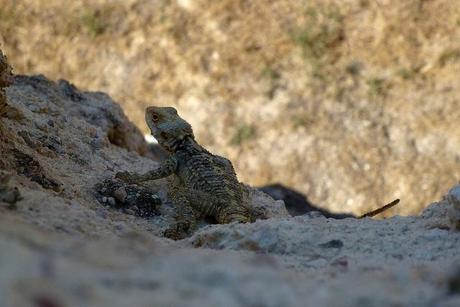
left=307, top=258, right=328, bottom=268
left=114, top=223, right=125, bottom=231
left=114, top=187, right=127, bottom=203
left=306, top=211, right=324, bottom=218
left=319, top=239, right=344, bottom=249
left=125, top=209, right=135, bottom=215
left=107, top=197, right=116, bottom=206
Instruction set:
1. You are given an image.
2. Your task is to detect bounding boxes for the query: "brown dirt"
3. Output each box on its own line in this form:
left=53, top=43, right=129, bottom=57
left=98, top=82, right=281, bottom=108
left=1, top=0, right=459, bottom=215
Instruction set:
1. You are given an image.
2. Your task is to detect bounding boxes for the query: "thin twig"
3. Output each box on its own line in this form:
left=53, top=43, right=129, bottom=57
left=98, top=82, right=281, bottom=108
left=359, top=199, right=400, bottom=219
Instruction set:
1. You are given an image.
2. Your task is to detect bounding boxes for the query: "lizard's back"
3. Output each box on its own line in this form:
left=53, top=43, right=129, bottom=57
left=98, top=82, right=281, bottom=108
left=174, top=144, right=250, bottom=222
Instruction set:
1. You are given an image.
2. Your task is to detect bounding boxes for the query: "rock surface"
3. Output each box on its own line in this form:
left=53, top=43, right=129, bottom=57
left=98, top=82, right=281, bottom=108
left=448, top=185, right=460, bottom=231
left=2, top=192, right=460, bottom=307
left=0, top=48, right=13, bottom=116
left=1, top=67, right=460, bottom=306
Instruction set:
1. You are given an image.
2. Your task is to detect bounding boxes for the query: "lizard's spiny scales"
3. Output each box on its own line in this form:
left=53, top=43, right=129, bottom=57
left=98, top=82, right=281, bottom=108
left=116, top=106, right=257, bottom=240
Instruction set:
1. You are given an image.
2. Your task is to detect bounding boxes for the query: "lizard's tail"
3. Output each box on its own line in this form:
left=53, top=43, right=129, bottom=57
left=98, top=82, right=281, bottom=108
left=358, top=199, right=400, bottom=219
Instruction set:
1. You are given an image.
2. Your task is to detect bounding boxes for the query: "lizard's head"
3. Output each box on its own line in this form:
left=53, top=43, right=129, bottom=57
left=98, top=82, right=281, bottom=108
left=145, top=106, right=194, bottom=152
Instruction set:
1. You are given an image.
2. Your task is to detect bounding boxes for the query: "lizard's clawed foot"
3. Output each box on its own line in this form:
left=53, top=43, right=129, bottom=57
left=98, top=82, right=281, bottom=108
left=250, top=206, right=268, bottom=222
left=163, top=221, right=191, bottom=240
left=115, top=171, right=137, bottom=184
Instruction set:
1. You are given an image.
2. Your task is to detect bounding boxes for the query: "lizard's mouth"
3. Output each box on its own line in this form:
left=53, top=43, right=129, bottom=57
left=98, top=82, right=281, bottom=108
left=151, top=127, right=166, bottom=139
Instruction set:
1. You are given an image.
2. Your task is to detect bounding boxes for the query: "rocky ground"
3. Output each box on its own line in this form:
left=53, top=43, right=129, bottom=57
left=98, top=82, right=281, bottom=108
left=1, top=53, right=460, bottom=306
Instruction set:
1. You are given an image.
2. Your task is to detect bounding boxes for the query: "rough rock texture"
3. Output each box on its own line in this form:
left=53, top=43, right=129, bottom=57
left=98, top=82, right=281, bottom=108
left=1, top=67, right=460, bottom=306
left=188, top=201, right=458, bottom=265
left=447, top=185, right=460, bottom=230
left=95, top=178, right=162, bottom=218
left=1, top=0, right=460, bottom=215
left=0, top=171, right=22, bottom=208
left=2, top=189, right=460, bottom=306
left=0, top=48, right=13, bottom=116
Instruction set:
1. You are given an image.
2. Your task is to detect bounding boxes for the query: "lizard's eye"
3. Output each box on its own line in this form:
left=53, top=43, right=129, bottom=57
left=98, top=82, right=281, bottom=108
left=151, top=113, right=159, bottom=122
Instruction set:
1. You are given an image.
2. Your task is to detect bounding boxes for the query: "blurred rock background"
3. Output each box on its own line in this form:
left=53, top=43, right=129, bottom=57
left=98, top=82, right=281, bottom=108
left=1, top=0, right=459, bottom=215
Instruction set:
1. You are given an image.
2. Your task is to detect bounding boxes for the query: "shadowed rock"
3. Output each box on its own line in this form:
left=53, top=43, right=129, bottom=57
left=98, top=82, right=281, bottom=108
left=94, top=178, right=161, bottom=218
left=259, top=183, right=354, bottom=218
left=0, top=49, right=13, bottom=117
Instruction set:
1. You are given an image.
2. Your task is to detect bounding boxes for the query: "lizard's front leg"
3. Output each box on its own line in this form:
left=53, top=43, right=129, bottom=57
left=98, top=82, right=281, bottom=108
left=115, top=156, right=177, bottom=184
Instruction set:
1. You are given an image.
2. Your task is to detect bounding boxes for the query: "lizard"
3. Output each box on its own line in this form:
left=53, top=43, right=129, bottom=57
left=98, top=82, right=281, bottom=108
left=116, top=106, right=263, bottom=239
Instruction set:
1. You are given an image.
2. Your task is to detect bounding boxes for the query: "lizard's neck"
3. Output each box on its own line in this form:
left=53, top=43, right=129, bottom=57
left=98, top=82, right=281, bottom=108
left=176, top=136, right=205, bottom=153
left=160, top=135, right=203, bottom=153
